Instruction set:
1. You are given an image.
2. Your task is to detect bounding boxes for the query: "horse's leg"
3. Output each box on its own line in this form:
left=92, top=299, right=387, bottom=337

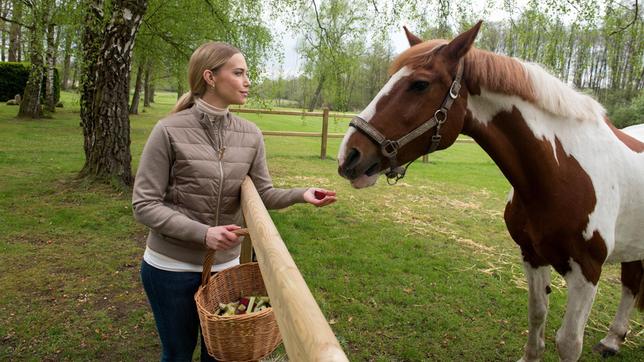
left=593, top=260, right=643, bottom=357
left=505, top=193, right=551, bottom=362
left=518, top=263, right=551, bottom=362
left=555, top=259, right=599, bottom=362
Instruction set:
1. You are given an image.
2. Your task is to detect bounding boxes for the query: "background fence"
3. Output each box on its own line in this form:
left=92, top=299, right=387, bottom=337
left=232, top=107, right=475, bottom=162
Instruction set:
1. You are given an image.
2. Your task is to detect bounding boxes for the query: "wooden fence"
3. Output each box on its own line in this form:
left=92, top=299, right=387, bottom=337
left=239, top=176, right=349, bottom=361
left=231, top=107, right=475, bottom=162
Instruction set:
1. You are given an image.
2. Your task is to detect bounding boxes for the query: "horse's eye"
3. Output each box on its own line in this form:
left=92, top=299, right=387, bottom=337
left=409, top=80, right=430, bottom=92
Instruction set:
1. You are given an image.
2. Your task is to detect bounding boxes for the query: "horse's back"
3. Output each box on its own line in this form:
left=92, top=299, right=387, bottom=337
left=608, top=124, right=644, bottom=263
left=622, top=124, right=644, bottom=142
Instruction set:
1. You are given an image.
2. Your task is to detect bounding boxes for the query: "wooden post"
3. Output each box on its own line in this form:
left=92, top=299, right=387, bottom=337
left=240, top=177, right=348, bottom=362
left=422, top=154, right=429, bottom=163
left=321, top=107, right=329, bottom=160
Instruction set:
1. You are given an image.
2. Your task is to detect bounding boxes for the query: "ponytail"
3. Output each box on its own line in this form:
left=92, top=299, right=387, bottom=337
left=171, top=91, right=194, bottom=114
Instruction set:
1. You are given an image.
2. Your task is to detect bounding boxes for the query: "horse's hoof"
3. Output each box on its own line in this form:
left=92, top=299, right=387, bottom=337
left=592, top=342, right=618, bottom=358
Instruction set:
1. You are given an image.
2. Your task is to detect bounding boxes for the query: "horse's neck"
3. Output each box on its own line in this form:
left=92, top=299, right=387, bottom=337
left=462, top=92, right=608, bottom=206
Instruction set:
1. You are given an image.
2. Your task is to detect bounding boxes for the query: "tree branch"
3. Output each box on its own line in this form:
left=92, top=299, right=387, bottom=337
left=608, top=0, right=639, bottom=37
left=0, top=14, right=32, bottom=29
left=142, top=19, right=192, bottom=59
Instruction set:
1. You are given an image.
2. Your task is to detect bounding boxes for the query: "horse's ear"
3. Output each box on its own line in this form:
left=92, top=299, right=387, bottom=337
left=443, top=20, right=483, bottom=60
left=403, top=26, right=423, bottom=47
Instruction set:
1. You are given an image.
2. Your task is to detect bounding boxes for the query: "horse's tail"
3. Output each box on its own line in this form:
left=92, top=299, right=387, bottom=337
left=637, top=261, right=644, bottom=311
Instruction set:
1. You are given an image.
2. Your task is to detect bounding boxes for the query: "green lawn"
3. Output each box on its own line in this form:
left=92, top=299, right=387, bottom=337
left=0, top=91, right=641, bottom=361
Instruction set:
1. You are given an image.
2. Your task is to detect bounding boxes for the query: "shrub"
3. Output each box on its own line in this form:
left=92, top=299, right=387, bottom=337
left=606, top=91, right=644, bottom=129
left=0, top=62, right=60, bottom=103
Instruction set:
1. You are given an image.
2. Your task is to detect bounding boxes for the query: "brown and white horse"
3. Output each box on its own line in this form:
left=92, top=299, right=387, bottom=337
left=337, top=21, right=644, bottom=361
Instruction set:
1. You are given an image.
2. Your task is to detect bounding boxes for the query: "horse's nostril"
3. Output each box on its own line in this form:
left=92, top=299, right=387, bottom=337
left=345, top=148, right=361, bottom=170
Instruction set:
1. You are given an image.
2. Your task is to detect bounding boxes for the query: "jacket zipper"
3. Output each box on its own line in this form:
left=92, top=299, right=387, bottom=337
left=214, top=125, right=225, bottom=227
left=200, top=114, right=225, bottom=227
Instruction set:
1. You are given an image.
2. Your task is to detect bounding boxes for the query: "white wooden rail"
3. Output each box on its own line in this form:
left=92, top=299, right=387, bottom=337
left=239, top=176, right=349, bottom=362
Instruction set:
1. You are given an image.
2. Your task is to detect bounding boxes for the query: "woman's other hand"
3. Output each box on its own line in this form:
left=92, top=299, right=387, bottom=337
left=205, top=224, right=243, bottom=250
left=303, top=188, right=337, bottom=207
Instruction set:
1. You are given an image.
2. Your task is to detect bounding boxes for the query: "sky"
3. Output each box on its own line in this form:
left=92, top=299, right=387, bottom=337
left=262, top=0, right=532, bottom=79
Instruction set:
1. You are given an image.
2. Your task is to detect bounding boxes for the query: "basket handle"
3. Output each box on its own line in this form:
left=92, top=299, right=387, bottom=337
left=200, top=228, right=250, bottom=287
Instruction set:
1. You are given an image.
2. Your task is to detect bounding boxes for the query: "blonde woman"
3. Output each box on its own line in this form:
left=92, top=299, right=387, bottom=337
left=132, top=42, right=336, bottom=361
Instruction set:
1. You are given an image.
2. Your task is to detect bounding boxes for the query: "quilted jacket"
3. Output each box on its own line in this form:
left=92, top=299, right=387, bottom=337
left=132, top=105, right=306, bottom=265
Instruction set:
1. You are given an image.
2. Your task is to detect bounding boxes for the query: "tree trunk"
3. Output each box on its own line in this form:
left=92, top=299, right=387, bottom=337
left=129, top=63, right=143, bottom=114
left=45, top=19, right=57, bottom=113
left=8, top=0, right=22, bottom=62
left=17, top=5, right=46, bottom=119
left=143, top=63, right=151, bottom=107
left=61, top=30, right=73, bottom=90
left=1, top=0, right=7, bottom=61
left=80, top=0, right=147, bottom=187
left=307, top=75, right=324, bottom=112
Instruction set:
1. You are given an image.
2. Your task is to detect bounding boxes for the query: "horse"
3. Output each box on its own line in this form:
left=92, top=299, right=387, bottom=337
left=337, top=21, right=644, bottom=361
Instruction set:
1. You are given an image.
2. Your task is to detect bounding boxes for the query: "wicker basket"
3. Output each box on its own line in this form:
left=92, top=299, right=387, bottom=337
left=195, top=251, right=282, bottom=361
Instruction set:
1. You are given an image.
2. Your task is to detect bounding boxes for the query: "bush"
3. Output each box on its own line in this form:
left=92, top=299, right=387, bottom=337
left=606, top=90, right=644, bottom=129
left=0, top=62, right=60, bottom=103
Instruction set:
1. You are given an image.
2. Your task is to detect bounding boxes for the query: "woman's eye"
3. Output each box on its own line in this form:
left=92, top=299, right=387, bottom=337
left=409, top=81, right=430, bottom=92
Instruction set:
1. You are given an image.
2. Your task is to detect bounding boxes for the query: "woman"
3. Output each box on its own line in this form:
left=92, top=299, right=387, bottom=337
left=132, top=42, right=336, bottom=362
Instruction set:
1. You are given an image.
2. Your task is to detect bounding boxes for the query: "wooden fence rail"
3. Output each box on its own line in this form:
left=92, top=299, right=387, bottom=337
left=240, top=177, right=349, bottom=362
left=231, top=107, right=475, bottom=162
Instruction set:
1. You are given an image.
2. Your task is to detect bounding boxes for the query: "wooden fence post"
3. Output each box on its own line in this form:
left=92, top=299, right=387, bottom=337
left=321, top=107, right=329, bottom=160
left=240, top=177, right=348, bottom=361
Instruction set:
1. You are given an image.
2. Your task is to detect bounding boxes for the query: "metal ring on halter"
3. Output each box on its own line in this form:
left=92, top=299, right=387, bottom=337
left=434, top=109, right=448, bottom=124
left=381, top=140, right=399, bottom=157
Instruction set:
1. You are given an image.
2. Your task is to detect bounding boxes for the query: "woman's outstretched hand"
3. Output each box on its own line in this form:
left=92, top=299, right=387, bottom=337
left=303, top=188, right=337, bottom=207
left=205, top=224, right=243, bottom=250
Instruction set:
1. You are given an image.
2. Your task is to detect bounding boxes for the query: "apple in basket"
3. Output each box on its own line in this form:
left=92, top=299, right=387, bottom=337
left=216, top=296, right=271, bottom=316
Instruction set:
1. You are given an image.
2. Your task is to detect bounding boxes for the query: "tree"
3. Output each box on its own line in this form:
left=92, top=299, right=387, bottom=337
left=17, top=0, right=51, bottom=119
left=79, top=0, right=147, bottom=187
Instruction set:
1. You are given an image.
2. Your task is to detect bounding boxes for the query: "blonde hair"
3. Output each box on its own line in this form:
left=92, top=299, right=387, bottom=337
left=171, top=42, right=241, bottom=113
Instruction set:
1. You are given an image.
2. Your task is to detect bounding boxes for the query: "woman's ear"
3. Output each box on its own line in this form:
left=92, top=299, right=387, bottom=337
left=202, top=69, right=216, bottom=87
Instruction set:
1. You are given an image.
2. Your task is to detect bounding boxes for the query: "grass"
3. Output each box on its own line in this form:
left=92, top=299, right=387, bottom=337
left=0, top=91, right=641, bottom=361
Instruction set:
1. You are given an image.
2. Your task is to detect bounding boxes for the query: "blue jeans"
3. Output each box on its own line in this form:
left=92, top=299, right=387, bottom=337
left=140, top=260, right=217, bottom=362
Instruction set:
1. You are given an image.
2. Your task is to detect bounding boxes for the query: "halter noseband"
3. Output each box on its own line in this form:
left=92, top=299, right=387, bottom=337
left=349, top=57, right=464, bottom=184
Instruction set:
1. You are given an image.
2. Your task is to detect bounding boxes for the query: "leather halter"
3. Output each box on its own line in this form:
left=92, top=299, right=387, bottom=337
left=349, top=57, right=464, bottom=184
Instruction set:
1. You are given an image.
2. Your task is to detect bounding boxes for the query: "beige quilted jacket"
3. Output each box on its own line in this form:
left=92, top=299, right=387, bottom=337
left=132, top=106, right=306, bottom=265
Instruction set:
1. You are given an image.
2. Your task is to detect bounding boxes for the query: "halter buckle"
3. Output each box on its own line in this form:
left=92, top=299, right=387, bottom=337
left=381, top=140, right=399, bottom=157
left=449, top=80, right=461, bottom=99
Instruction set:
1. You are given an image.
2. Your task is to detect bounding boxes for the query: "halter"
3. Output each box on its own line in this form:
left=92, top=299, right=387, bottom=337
left=349, top=57, right=464, bottom=184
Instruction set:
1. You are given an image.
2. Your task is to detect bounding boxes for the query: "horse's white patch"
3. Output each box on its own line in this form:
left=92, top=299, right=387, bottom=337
left=556, top=259, right=598, bottom=361
left=522, top=62, right=605, bottom=123
left=338, top=67, right=412, bottom=165
left=506, top=188, right=514, bottom=204
left=599, top=286, right=636, bottom=352
left=521, top=263, right=550, bottom=361
left=467, top=89, right=644, bottom=264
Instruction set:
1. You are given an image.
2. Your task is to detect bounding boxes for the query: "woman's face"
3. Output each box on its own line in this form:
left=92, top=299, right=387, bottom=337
left=206, top=53, right=250, bottom=108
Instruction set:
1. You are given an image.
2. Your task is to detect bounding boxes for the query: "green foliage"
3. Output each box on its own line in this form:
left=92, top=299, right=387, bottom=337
left=607, top=90, right=644, bottom=128
left=0, top=62, right=60, bottom=103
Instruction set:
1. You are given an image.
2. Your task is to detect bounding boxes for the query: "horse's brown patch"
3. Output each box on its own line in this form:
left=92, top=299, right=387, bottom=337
left=606, top=119, right=644, bottom=153
left=465, top=107, right=607, bottom=283
left=390, top=42, right=536, bottom=103
left=621, top=261, right=644, bottom=310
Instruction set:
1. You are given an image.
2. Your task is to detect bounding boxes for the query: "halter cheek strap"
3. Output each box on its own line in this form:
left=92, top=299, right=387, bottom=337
left=349, top=57, right=464, bottom=184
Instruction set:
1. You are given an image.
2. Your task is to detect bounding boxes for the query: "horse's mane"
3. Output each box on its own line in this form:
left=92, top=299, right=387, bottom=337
left=389, top=40, right=605, bottom=122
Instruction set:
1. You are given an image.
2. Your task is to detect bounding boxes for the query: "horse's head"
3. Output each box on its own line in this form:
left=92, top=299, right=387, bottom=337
left=338, top=22, right=482, bottom=188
